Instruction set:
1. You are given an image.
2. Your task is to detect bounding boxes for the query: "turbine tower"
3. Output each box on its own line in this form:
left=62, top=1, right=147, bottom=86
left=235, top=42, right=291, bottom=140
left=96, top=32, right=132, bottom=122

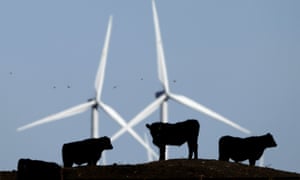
left=17, top=16, right=158, bottom=161
left=112, top=0, right=251, bottom=160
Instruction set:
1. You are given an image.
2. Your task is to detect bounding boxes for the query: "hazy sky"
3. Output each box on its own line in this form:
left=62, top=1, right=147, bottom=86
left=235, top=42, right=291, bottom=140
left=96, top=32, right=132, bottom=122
left=1, top=0, right=299, bottom=173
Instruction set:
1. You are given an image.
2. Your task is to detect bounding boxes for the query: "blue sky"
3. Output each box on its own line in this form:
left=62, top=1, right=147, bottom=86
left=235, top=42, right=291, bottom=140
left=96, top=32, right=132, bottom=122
left=1, top=0, right=300, bottom=172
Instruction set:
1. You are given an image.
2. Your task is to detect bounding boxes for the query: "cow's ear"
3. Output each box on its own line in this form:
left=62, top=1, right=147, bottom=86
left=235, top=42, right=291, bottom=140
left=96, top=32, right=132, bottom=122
left=146, top=124, right=150, bottom=129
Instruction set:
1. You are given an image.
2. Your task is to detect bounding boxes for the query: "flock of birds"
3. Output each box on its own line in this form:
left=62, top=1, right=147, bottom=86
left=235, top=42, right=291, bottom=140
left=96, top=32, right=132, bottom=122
left=7, top=71, right=177, bottom=90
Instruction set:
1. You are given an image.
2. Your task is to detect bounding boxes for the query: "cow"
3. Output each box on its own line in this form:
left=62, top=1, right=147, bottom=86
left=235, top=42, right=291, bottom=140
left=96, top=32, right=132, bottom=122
left=17, top=158, right=61, bottom=180
left=146, top=119, right=200, bottom=161
left=62, top=136, right=113, bottom=167
left=218, top=133, right=277, bottom=166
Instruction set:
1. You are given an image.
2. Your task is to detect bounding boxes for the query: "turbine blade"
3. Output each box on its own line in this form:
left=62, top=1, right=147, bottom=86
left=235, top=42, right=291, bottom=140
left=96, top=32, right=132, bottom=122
left=99, top=102, right=128, bottom=128
left=111, top=127, right=126, bottom=142
left=127, top=127, right=158, bottom=159
left=17, top=100, right=96, bottom=131
left=111, top=94, right=166, bottom=142
left=144, top=133, right=154, bottom=161
left=129, top=94, right=166, bottom=128
left=95, top=16, right=113, bottom=100
left=152, top=0, right=170, bottom=92
left=112, top=124, right=158, bottom=159
left=169, top=93, right=251, bottom=134
left=101, top=102, right=159, bottom=159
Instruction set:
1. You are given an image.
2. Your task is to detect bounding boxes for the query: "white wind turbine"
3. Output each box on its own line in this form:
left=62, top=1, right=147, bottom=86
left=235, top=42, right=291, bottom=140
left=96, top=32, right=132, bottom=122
left=112, top=0, right=251, bottom=160
left=17, top=16, right=158, bottom=161
left=16, top=16, right=118, bottom=138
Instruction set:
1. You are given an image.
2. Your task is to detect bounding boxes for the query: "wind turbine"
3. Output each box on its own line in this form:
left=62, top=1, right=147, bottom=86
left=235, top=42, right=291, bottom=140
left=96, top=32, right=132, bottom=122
left=17, top=16, right=158, bottom=161
left=112, top=0, right=251, bottom=160
left=16, top=16, right=119, bottom=138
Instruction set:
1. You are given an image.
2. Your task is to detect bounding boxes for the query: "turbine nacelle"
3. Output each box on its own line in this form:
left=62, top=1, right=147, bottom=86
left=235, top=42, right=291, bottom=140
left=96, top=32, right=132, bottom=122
left=155, top=90, right=169, bottom=101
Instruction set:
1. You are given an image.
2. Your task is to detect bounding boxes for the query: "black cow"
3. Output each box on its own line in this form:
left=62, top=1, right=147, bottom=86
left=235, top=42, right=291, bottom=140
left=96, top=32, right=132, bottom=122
left=62, top=136, right=113, bottom=167
left=218, top=133, right=277, bottom=166
left=17, top=158, right=61, bottom=180
left=146, top=119, right=200, bottom=160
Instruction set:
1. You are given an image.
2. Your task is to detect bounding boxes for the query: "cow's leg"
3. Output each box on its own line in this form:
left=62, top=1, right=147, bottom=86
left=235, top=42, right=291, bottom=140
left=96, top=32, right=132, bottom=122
left=218, top=150, right=229, bottom=162
left=63, top=159, right=73, bottom=168
left=249, top=159, right=256, bottom=166
left=194, top=143, right=198, bottom=159
left=218, top=145, right=230, bottom=162
left=187, top=142, right=193, bottom=159
left=88, top=159, right=97, bottom=166
left=187, top=141, right=198, bottom=159
left=159, top=145, right=166, bottom=161
left=187, top=141, right=197, bottom=159
left=219, top=156, right=230, bottom=162
left=62, top=150, right=72, bottom=167
left=63, top=161, right=73, bottom=168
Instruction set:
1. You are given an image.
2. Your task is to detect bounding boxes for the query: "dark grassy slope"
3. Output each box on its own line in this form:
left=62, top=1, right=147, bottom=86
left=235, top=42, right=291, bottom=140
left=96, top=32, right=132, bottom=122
left=1, top=159, right=300, bottom=180
left=63, top=159, right=300, bottom=180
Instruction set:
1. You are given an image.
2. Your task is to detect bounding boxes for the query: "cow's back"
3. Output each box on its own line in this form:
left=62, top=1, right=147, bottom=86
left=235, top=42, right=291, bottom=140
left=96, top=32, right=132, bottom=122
left=162, top=119, right=199, bottom=145
left=219, top=133, right=277, bottom=164
left=219, top=136, right=245, bottom=162
left=63, top=139, right=100, bottom=165
left=62, top=137, right=112, bottom=167
left=219, top=136, right=244, bottom=149
left=219, top=136, right=243, bottom=152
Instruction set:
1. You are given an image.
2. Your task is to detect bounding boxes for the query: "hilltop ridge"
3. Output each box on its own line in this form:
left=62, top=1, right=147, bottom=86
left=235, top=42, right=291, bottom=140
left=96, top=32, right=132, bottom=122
left=63, top=159, right=300, bottom=179
left=1, top=159, right=300, bottom=180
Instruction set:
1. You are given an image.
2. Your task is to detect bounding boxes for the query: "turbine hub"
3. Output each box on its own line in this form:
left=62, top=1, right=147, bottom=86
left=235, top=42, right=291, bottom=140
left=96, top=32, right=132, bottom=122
left=88, top=98, right=99, bottom=109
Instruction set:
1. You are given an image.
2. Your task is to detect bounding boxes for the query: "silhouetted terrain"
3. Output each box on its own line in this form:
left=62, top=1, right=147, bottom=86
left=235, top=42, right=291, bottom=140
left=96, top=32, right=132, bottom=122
left=1, top=159, right=300, bottom=180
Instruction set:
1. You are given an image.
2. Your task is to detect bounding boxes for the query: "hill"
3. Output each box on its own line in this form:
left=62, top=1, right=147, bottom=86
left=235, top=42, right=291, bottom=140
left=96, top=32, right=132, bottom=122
left=1, top=159, right=300, bottom=180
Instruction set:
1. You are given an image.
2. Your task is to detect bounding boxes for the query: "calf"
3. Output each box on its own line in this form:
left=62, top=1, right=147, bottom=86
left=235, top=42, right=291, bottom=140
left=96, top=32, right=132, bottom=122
left=218, top=133, right=277, bottom=166
left=62, top=136, right=113, bottom=167
left=17, top=158, right=61, bottom=180
left=146, top=119, right=200, bottom=160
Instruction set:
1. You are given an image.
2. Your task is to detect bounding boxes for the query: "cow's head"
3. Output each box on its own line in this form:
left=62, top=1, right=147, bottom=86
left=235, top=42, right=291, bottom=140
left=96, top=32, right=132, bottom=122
left=98, top=136, right=113, bottom=150
left=146, top=123, right=164, bottom=146
left=264, top=133, right=277, bottom=148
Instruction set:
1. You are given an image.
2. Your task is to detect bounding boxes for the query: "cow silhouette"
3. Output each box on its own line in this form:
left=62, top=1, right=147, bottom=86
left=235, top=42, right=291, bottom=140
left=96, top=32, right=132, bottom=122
left=146, top=119, right=200, bottom=160
left=17, top=158, right=61, bottom=180
left=62, top=136, right=113, bottom=167
left=218, top=133, right=277, bottom=166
